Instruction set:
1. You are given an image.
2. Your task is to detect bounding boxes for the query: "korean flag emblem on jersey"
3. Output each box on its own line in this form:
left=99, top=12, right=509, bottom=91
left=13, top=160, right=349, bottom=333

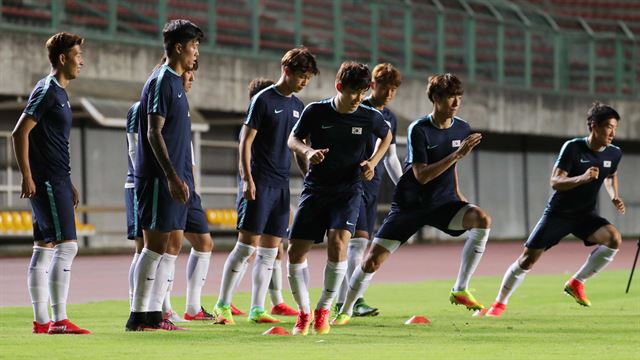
left=452, top=140, right=461, bottom=148
left=352, top=127, right=363, bottom=135
left=293, top=110, right=300, bottom=118
left=603, top=160, right=611, bottom=168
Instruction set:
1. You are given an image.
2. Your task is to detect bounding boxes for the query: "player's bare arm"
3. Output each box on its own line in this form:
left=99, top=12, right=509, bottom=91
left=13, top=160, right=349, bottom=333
left=412, top=132, right=481, bottom=185
left=361, top=131, right=392, bottom=181
left=288, top=133, right=328, bottom=165
left=550, top=166, right=598, bottom=191
left=239, top=125, right=258, bottom=200
left=11, top=114, right=38, bottom=199
left=293, top=136, right=310, bottom=176
left=604, top=172, right=625, bottom=214
left=148, top=113, right=189, bottom=204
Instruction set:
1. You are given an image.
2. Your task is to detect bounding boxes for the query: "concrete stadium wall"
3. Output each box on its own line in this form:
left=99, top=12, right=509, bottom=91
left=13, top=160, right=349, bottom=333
left=1, top=32, right=639, bottom=140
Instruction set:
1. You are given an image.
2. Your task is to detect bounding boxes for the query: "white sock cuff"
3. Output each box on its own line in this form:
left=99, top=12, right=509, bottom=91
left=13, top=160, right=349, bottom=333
left=349, top=237, right=369, bottom=248
left=327, top=260, right=348, bottom=271
left=163, top=253, right=178, bottom=262
left=141, top=248, right=163, bottom=260
left=54, top=241, right=78, bottom=256
left=470, top=228, right=490, bottom=240
left=33, top=246, right=54, bottom=253
left=511, top=261, right=529, bottom=275
left=257, top=246, right=279, bottom=257
left=190, top=248, right=211, bottom=257
left=235, top=241, right=256, bottom=255
left=353, top=267, right=375, bottom=281
left=288, top=260, right=308, bottom=271
left=598, top=245, right=619, bottom=256
left=372, top=237, right=401, bottom=253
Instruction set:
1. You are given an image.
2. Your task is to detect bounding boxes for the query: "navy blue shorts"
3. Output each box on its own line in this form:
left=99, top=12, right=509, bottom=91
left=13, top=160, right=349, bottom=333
left=136, top=177, right=189, bottom=232
left=236, top=183, right=290, bottom=238
left=525, top=211, right=611, bottom=250
left=185, top=191, right=209, bottom=234
left=30, top=177, right=77, bottom=242
left=289, top=188, right=362, bottom=244
left=124, top=187, right=142, bottom=240
left=376, top=200, right=469, bottom=243
left=355, top=190, right=378, bottom=237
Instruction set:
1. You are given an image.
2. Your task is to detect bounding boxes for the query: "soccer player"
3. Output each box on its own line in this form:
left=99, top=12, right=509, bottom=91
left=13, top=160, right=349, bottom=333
left=287, top=61, right=392, bottom=335
left=125, top=19, right=203, bottom=331
left=212, top=48, right=319, bottom=325
left=336, top=63, right=404, bottom=317
left=480, top=102, right=624, bottom=317
left=333, top=73, right=489, bottom=326
left=12, top=32, right=90, bottom=334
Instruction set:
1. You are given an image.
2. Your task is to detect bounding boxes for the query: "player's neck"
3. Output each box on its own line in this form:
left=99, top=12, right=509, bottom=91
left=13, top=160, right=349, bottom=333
left=369, top=96, right=385, bottom=110
left=50, top=69, right=69, bottom=88
left=166, top=59, right=185, bottom=76
left=586, top=134, right=606, bottom=152
left=275, top=77, right=293, bottom=97
left=430, top=111, right=452, bottom=129
left=333, top=96, right=356, bottom=114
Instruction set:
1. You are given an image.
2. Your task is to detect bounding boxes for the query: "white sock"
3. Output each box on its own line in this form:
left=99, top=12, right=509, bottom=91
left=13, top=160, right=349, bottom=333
left=128, top=252, right=140, bottom=308
left=288, top=260, right=310, bottom=314
left=341, top=266, right=374, bottom=316
left=338, top=238, right=368, bottom=304
left=131, top=248, right=162, bottom=312
left=149, top=253, right=177, bottom=312
left=268, top=259, right=285, bottom=306
left=161, top=254, right=178, bottom=314
left=28, top=246, right=53, bottom=324
left=235, top=259, right=249, bottom=292
left=453, top=228, right=489, bottom=291
left=185, top=249, right=211, bottom=316
left=251, top=247, right=278, bottom=309
left=574, top=245, right=618, bottom=283
left=496, top=261, right=529, bottom=304
left=316, top=260, right=348, bottom=310
left=48, top=242, right=78, bottom=322
left=217, top=242, right=255, bottom=306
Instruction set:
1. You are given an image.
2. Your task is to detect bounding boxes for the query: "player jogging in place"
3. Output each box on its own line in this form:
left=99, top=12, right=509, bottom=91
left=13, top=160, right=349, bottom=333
left=333, top=73, right=490, bottom=327
left=287, top=61, right=392, bottom=335
left=478, top=102, right=625, bottom=317
left=211, top=48, right=318, bottom=325
left=336, top=63, right=404, bottom=317
left=125, top=19, right=203, bottom=332
left=12, top=32, right=90, bottom=335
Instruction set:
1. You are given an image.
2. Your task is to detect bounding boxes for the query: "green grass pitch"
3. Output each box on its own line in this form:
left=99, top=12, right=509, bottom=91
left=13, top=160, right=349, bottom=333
left=1, top=270, right=638, bottom=359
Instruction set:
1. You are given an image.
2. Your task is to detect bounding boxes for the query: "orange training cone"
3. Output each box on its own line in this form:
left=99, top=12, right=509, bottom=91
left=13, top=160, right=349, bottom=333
left=404, top=315, right=431, bottom=325
left=262, top=326, right=291, bottom=335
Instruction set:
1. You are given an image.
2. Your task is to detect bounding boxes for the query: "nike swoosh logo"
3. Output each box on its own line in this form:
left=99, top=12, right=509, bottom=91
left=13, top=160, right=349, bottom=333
left=474, top=250, right=484, bottom=254
left=178, top=93, right=183, bottom=98
left=274, top=109, right=284, bottom=114
left=346, top=221, right=355, bottom=226
left=63, top=269, right=71, bottom=272
left=580, top=159, right=590, bottom=163
left=427, top=145, right=439, bottom=149
left=146, top=277, right=155, bottom=281
left=167, top=279, right=173, bottom=282
left=59, top=103, right=65, bottom=108
left=231, top=269, right=239, bottom=273
left=322, top=125, right=334, bottom=129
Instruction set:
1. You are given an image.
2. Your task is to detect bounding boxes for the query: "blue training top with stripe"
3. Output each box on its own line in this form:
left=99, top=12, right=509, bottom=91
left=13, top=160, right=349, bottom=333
left=292, top=98, right=389, bottom=193
left=136, top=64, right=194, bottom=190
left=545, top=137, right=622, bottom=215
left=393, top=114, right=470, bottom=208
left=125, top=101, right=140, bottom=185
left=244, top=85, right=304, bottom=188
left=361, top=97, right=398, bottom=195
left=22, top=75, right=73, bottom=182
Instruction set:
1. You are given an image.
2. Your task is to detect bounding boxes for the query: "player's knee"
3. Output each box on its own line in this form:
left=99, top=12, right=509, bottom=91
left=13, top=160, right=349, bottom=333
left=607, top=227, right=622, bottom=249
left=476, top=210, right=492, bottom=229
left=363, top=255, right=383, bottom=273
left=518, top=254, right=537, bottom=270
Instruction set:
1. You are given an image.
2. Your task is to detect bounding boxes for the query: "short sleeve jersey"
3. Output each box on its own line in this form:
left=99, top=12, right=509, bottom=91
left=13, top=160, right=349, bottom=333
left=22, top=75, right=73, bottom=182
left=136, top=65, right=194, bottom=189
left=545, top=137, right=622, bottom=215
left=125, top=101, right=140, bottom=185
left=394, top=114, right=470, bottom=208
left=244, top=85, right=304, bottom=188
left=292, top=98, right=389, bottom=193
left=361, top=98, right=398, bottom=194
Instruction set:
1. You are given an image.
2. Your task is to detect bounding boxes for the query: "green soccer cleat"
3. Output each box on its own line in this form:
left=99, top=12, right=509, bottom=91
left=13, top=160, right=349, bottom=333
left=212, top=303, right=235, bottom=325
left=331, top=313, right=351, bottom=326
left=248, top=306, right=280, bottom=324
left=353, top=298, right=379, bottom=317
left=564, top=278, right=591, bottom=307
left=449, top=289, right=484, bottom=311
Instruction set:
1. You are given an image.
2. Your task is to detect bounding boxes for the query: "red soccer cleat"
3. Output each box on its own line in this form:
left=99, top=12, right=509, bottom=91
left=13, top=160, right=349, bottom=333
left=230, top=303, right=245, bottom=315
left=183, top=306, right=215, bottom=321
left=32, top=321, right=51, bottom=334
left=564, top=278, right=591, bottom=307
left=47, top=319, right=91, bottom=335
left=313, top=308, right=331, bottom=335
left=486, top=301, right=507, bottom=317
left=271, top=303, right=299, bottom=316
left=158, top=319, right=186, bottom=331
left=292, top=311, right=313, bottom=336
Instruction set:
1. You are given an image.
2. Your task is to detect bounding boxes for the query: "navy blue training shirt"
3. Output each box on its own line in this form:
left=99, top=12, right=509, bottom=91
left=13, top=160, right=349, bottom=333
left=394, top=114, right=470, bottom=208
left=125, top=101, right=140, bottom=186
left=292, top=98, right=390, bottom=193
left=545, top=137, right=622, bottom=215
left=244, top=85, right=304, bottom=188
left=23, top=75, right=73, bottom=182
left=362, top=97, right=398, bottom=194
left=136, top=64, right=194, bottom=190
